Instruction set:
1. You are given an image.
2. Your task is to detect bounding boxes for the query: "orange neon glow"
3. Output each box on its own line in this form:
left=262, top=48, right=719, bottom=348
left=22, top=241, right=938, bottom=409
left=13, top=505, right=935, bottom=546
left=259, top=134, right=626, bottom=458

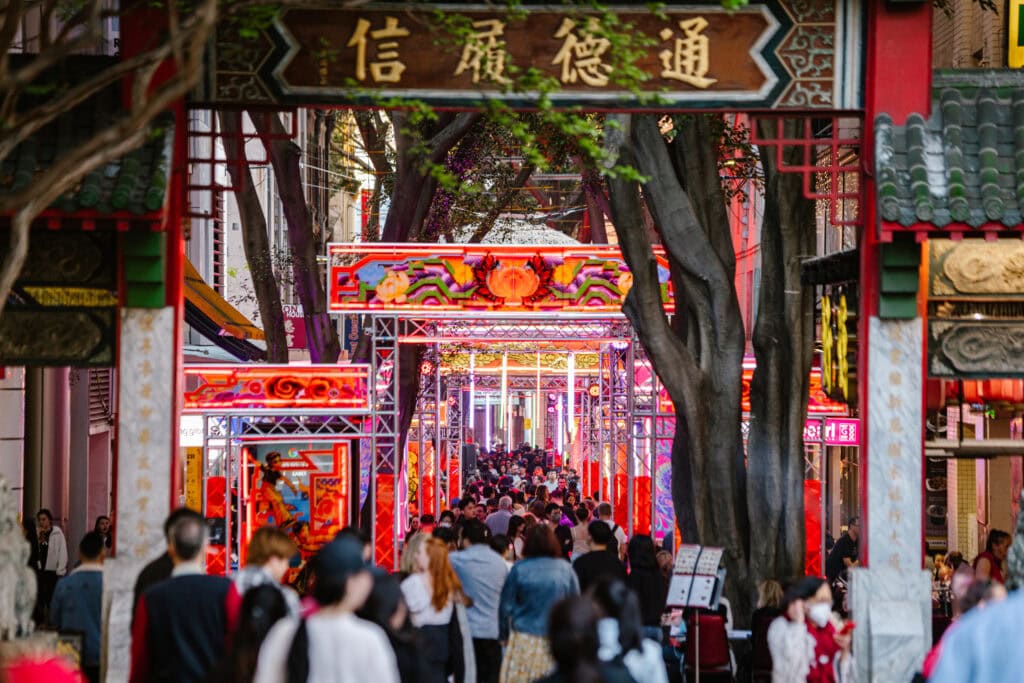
left=183, top=364, right=370, bottom=412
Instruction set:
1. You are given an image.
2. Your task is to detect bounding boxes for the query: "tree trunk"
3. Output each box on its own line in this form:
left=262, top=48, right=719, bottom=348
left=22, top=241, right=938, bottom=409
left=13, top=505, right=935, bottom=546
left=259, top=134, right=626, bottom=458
left=583, top=167, right=609, bottom=244
left=353, top=110, right=393, bottom=241
left=253, top=112, right=341, bottom=364
left=381, top=111, right=481, bottom=242
left=747, top=119, right=817, bottom=585
left=606, top=113, right=751, bottom=620
left=219, top=112, right=289, bottom=363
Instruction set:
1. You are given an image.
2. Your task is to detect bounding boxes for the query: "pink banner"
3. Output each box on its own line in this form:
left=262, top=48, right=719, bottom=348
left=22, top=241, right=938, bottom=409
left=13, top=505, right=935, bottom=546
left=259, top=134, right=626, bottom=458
left=824, top=418, right=859, bottom=446
left=803, top=419, right=823, bottom=443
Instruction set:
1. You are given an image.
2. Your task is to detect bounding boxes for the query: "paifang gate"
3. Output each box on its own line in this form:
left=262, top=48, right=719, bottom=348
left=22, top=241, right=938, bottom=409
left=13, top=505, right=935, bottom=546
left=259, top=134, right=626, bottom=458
left=190, top=0, right=869, bottom=570
left=178, top=3, right=941, bottom=679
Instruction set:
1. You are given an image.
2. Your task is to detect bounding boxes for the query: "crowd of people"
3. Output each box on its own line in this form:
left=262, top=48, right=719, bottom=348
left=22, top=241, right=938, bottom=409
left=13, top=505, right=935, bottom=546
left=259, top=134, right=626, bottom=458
left=11, top=447, right=1023, bottom=683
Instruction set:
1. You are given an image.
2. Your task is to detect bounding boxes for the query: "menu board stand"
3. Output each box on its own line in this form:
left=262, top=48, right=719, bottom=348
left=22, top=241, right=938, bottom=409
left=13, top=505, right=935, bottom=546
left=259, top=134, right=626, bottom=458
left=665, top=544, right=725, bottom=683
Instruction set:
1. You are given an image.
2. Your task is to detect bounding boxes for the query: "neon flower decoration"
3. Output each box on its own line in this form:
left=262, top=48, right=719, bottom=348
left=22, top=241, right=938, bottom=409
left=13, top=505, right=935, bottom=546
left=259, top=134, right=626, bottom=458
left=327, top=243, right=674, bottom=315
left=184, top=365, right=370, bottom=412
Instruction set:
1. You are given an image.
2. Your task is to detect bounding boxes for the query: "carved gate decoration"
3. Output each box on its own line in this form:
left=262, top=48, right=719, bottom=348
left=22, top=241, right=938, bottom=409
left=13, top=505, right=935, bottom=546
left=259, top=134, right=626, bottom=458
left=928, top=239, right=1024, bottom=378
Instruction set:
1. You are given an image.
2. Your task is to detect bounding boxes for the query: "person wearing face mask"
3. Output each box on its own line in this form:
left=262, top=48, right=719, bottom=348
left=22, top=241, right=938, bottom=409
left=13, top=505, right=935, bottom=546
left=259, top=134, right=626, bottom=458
left=767, top=577, right=854, bottom=683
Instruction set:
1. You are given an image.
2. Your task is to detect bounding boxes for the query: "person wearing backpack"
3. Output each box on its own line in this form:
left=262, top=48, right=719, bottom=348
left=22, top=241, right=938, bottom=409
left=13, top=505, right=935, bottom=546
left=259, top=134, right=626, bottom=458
left=597, top=503, right=627, bottom=562
left=253, top=537, right=399, bottom=683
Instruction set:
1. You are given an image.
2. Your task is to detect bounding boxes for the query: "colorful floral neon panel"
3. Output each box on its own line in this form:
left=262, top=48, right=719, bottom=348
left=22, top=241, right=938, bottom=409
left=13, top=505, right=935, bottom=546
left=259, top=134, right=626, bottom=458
left=183, top=365, right=370, bottom=411
left=328, top=244, right=675, bottom=314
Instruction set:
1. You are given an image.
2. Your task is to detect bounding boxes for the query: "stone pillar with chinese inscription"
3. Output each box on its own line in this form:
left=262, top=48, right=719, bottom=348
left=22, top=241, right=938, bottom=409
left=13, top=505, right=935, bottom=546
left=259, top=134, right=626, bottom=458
left=850, top=299, right=932, bottom=678
left=103, top=308, right=175, bottom=683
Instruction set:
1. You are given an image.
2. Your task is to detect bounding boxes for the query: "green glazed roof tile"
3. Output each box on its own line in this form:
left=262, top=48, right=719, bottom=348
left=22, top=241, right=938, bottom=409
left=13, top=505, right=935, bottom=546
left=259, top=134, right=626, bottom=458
left=875, top=69, right=1024, bottom=231
left=0, top=55, right=174, bottom=218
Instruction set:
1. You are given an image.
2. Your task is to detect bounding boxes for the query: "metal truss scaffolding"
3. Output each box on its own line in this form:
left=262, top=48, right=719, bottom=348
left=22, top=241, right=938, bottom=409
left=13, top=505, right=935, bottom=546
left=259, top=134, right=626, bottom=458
left=200, top=411, right=366, bottom=572
left=371, top=316, right=400, bottom=569
left=365, top=315, right=672, bottom=567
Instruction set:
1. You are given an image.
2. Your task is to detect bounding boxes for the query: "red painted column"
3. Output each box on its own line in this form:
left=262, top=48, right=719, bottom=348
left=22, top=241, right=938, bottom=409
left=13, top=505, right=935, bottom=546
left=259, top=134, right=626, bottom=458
left=119, top=7, right=188, bottom=510
left=166, top=110, right=187, bottom=508
left=859, top=0, right=933, bottom=567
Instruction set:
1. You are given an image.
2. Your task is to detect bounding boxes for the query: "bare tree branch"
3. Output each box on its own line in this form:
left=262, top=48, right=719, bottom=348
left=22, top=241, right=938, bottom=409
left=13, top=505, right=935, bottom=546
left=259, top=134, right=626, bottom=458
left=428, top=111, right=482, bottom=164
left=0, top=6, right=212, bottom=167
left=467, top=162, right=535, bottom=243
left=220, top=110, right=288, bottom=362
left=0, top=0, right=217, bottom=319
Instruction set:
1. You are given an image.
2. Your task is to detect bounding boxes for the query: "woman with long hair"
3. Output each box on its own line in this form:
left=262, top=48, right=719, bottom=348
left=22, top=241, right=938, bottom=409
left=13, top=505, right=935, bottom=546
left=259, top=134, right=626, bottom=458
left=624, top=535, right=667, bottom=642
left=570, top=507, right=591, bottom=558
left=562, top=491, right=579, bottom=525
left=400, top=537, right=475, bottom=683
left=212, top=584, right=288, bottom=683
left=589, top=578, right=667, bottom=683
left=34, top=508, right=66, bottom=626
left=533, top=485, right=550, bottom=507
left=398, top=532, right=428, bottom=580
left=498, top=526, right=580, bottom=683
left=767, top=576, right=853, bottom=683
left=507, top=516, right=527, bottom=562
left=534, top=595, right=634, bottom=683
left=974, top=529, right=1011, bottom=583
left=93, top=515, right=113, bottom=549
left=253, top=537, right=399, bottom=683
left=357, top=569, right=429, bottom=683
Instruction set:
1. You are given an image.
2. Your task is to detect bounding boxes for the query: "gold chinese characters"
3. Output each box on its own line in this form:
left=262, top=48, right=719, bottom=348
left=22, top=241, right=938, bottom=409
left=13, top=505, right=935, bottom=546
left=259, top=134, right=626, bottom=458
left=346, top=16, right=410, bottom=83
left=340, top=13, right=718, bottom=89
left=456, top=19, right=511, bottom=84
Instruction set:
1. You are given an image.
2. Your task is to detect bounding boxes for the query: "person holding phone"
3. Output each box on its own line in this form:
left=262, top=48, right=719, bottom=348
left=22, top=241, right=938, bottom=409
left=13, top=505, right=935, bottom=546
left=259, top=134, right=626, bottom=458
left=766, top=577, right=854, bottom=683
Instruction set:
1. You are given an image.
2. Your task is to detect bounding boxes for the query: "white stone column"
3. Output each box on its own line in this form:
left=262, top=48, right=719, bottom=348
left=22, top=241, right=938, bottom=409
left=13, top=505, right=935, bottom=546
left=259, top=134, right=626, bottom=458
left=850, top=317, right=932, bottom=683
left=103, top=308, right=174, bottom=683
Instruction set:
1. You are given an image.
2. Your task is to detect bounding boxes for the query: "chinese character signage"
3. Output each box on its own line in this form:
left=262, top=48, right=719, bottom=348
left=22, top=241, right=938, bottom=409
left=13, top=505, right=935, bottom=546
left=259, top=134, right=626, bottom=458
left=327, top=243, right=673, bottom=316
left=204, top=2, right=862, bottom=110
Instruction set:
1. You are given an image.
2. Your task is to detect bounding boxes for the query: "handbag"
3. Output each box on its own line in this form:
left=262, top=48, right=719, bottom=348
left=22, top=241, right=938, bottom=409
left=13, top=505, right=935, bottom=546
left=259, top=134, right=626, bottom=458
left=446, top=600, right=466, bottom=682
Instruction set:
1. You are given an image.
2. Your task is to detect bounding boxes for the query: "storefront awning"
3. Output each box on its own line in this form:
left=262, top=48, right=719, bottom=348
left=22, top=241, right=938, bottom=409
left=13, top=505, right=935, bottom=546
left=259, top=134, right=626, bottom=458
left=184, top=258, right=265, bottom=361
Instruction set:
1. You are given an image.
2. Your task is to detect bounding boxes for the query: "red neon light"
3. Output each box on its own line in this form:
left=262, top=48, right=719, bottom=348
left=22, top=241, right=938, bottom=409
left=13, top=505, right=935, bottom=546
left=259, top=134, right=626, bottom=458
left=375, top=474, right=396, bottom=568
left=634, top=476, right=652, bottom=536
left=184, top=364, right=370, bottom=412
left=328, top=243, right=674, bottom=316
left=308, top=442, right=350, bottom=541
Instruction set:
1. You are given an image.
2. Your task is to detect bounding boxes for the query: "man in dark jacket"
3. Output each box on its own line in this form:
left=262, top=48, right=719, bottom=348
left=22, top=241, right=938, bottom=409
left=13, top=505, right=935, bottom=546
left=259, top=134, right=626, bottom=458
left=572, top=521, right=625, bottom=592
left=50, top=532, right=105, bottom=683
left=132, top=507, right=204, bottom=612
left=130, top=513, right=240, bottom=683
left=825, top=516, right=860, bottom=584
